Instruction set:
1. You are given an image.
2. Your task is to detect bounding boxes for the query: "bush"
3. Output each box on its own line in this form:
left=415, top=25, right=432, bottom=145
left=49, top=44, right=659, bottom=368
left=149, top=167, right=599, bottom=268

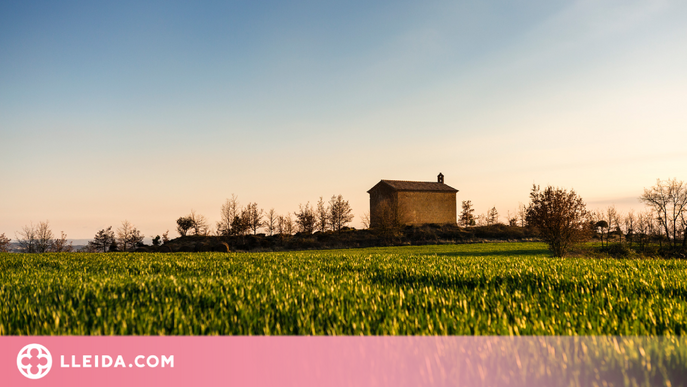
left=526, top=185, right=590, bottom=257
left=601, top=243, right=633, bottom=258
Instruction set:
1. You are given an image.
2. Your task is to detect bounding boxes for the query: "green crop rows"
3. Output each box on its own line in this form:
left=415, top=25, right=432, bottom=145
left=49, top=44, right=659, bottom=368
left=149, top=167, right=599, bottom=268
left=1, top=242, right=687, bottom=335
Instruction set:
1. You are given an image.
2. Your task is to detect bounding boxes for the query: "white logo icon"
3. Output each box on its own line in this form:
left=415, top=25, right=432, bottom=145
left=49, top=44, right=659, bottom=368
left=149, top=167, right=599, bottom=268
left=17, top=344, right=53, bottom=379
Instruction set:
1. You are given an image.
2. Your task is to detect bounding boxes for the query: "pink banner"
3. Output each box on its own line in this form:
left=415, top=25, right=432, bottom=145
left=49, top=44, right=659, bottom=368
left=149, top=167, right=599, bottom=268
left=1, top=336, right=680, bottom=386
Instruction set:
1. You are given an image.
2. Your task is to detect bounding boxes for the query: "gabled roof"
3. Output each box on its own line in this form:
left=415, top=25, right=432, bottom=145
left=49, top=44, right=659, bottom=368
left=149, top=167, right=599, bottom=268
left=368, top=180, right=458, bottom=193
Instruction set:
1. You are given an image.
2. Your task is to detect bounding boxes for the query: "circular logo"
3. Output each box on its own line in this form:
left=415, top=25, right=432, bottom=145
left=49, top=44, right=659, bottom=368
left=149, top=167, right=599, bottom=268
left=17, top=344, right=53, bottom=380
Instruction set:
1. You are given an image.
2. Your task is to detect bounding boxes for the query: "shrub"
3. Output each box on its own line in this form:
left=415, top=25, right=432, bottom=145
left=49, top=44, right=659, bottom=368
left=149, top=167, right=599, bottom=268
left=526, top=185, right=591, bottom=257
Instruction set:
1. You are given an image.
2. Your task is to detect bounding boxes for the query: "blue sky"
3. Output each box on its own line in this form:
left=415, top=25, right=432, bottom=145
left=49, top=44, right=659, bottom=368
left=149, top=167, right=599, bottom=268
left=2, top=1, right=686, bottom=239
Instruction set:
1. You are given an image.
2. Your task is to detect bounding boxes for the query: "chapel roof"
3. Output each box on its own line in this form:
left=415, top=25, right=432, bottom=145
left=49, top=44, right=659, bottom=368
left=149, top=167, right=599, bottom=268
left=367, top=179, right=458, bottom=193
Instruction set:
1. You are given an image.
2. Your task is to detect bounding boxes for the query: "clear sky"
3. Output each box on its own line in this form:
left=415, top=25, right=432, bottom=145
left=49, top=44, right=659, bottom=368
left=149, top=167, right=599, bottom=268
left=2, top=0, right=686, bottom=240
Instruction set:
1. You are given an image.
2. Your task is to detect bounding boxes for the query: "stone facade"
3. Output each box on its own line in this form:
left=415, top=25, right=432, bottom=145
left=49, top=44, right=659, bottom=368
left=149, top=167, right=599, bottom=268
left=368, top=174, right=458, bottom=227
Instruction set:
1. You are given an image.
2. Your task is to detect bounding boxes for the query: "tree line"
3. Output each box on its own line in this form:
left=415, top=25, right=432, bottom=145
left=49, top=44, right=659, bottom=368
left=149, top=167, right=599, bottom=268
left=176, top=194, right=354, bottom=238
left=85, top=221, right=152, bottom=253
left=0, top=220, right=152, bottom=253
left=4, top=179, right=686, bottom=256
left=2, top=194, right=354, bottom=253
left=0, top=221, right=72, bottom=253
left=454, top=178, right=687, bottom=257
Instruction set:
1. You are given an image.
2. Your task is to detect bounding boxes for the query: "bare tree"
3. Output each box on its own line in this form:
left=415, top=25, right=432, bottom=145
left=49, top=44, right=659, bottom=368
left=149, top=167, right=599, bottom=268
left=486, top=207, right=499, bottom=225
left=295, top=202, right=316, bottom=234
left=50, top=231, right=73, bottom=252
left=329, top=195, right=354, bottom=231
left=623, top=210, right=636, bottom=246
left=640, top=178, right=687, bottom=248
left=162, top=230, right=170, bottom=244
left=682, top=208, right=687, bottom=248
left=475, top=214, right=488, bottom=227
left=16, top=223, right=38, bottom=253
left=117, top=221, right=134, bottom=251
left=526, top=185, right=590, bottom=257
left=616, top=210, right=626, bottom=244
left=316, top=197, right=330, bottom=232
left=277, top=213, right=294, bottom=235
left=189, top=210, right=210, bottom=236
left=0, top=233, right=11, bottom=252
left=129, top=229, right=145, bottom=248
left=35, top=221, right=54, bottom=253
left=459, top=201, right=475, bottom=227
left=277, top=215, right=286, bottom=235
left=217, top=194, right=240, bottom=236
left=245, top=202, right=264, bottom=235
left=90, top=227, right=116, bottom=252
left=117, top=220, right=144, bottom=251
left=634, top=210, right=654, bottom=249
left=16, top=221, right=58, bottom=253
left=360, top=212, right=371, bottom=229
left=265, top=208, right=278, bottom=236
left=590, top=210, right=609, bottom=247
left=518, top=203, right=528, bottom=227
left=606, top=206, right=620, bottom=244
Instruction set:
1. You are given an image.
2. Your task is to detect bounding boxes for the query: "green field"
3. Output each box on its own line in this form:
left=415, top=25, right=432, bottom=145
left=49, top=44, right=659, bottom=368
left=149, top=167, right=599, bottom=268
left=1, top=242, right=687, bottom=335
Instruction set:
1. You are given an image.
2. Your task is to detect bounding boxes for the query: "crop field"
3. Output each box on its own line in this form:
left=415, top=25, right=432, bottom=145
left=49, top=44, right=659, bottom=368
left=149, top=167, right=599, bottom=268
left=1, top=242, right=687, bottom=336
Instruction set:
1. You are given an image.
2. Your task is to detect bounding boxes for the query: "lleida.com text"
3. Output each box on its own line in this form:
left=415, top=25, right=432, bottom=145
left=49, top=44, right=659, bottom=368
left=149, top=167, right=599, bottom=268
left=60, top=354, right=174, bottom=368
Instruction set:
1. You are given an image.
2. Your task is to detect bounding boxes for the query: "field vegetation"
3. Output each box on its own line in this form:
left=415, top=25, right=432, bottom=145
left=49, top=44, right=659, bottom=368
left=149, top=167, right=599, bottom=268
left=1, top=242, right=686, bottom=336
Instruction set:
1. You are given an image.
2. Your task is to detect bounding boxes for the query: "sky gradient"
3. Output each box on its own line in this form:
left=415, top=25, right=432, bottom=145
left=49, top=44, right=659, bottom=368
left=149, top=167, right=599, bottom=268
left=2, top=0, right=687, bottom=240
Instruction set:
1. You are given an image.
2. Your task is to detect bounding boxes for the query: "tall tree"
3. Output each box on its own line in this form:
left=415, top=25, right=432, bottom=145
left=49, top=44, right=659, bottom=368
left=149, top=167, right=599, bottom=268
left=487, top=207, right=499, bottom=225
left=34, top=221, right=54, bottom=253
left=16, top=223, right=38, bottom=253
left=265, top=208, right=278, bottom=236
left=634, top=210, right=654, bottom=249
left=459, top=201, right=475, bottom=227
left=277, top=213, right=295, bottom=235
left=316, top=197, right=330, bottom=232
left=590, top=210, right=609, bottom=248
left=217, top=195, right=240, bottom=236
left=526, top=185, right=590, bottom=257
left=277, top=214, right=286, bottom=235
left=606, top=206, right=620, bottom=244
left=117, top=220, right=144, bottom=251
left=128, top=228, right=145, bottom=249
left=245, top=202, right=264, bottom=235
left=229, top=206, right=251, bottom=236
left=90, top=227, right=116, bottom=252
left=295, top=203, right=316, bottom=234
left=329, top=195, right=354, bottom=232
left=518, top=203, right=528, bottom=227
left=640, top=178, right=687, bottom=248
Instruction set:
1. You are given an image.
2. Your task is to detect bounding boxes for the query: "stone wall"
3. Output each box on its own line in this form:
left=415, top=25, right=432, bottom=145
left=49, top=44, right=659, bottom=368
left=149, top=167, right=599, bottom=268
left=369, top=187, right=456, bottom=227
left=397, top=191, right=456, bottom=225
left=369, top=185, right=398, bottom=228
